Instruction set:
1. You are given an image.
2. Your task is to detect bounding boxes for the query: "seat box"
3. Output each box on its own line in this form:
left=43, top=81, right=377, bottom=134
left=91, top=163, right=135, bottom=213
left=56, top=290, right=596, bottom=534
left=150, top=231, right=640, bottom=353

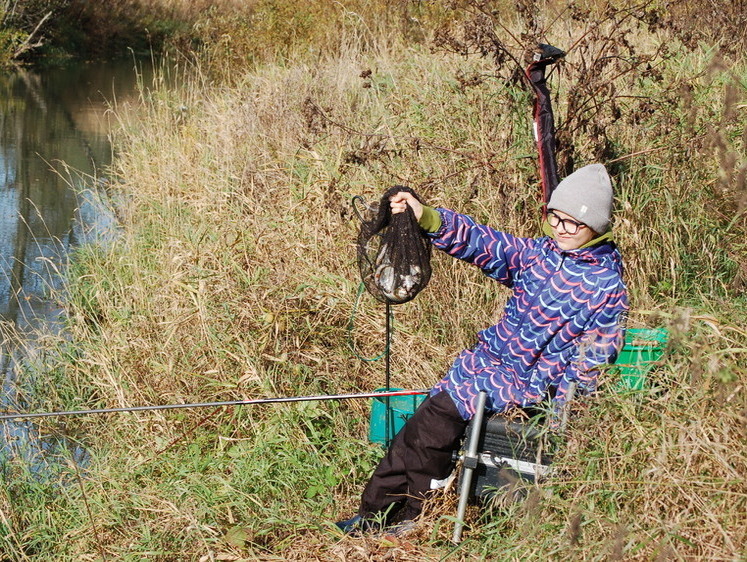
left=462, top=415, right=553, bottom=498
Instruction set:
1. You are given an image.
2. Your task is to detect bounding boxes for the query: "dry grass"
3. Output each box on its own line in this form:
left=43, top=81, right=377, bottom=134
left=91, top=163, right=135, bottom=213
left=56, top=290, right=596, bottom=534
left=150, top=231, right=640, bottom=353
left=2, top=0, right=745, bottom=560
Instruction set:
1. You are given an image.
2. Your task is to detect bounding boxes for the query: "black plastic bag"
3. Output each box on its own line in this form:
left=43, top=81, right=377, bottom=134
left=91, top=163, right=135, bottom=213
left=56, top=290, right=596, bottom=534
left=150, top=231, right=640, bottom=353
left=355, top=186, right=432, bottom=304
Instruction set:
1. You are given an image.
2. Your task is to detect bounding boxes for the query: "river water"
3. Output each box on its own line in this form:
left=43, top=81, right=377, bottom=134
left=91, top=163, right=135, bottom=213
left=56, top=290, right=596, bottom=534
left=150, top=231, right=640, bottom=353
left=0, top=58, right=151, bottom=468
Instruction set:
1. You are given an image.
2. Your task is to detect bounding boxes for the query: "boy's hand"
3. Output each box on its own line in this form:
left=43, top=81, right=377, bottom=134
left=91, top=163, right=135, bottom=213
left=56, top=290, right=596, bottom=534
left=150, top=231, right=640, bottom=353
left=389, top=191, right=423, bottom=220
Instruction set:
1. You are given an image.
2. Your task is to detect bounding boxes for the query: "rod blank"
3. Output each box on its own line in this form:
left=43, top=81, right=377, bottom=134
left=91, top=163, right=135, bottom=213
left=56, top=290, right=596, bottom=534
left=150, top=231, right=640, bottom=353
left=0, top=389, right=430, bottom=422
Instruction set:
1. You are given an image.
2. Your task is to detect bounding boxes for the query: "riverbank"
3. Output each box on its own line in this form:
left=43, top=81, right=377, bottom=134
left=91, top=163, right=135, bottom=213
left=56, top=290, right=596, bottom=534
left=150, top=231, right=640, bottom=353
left=2, top=0, right=248, bottom=66
left=1, top=0, right=445, bottom=68
left=2, top=2, right=746, bottom=559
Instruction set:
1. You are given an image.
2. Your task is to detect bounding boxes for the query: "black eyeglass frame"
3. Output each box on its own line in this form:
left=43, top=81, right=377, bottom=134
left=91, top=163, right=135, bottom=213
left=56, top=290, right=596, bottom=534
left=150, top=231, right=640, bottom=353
left=547, top=210, right=587, bottom=235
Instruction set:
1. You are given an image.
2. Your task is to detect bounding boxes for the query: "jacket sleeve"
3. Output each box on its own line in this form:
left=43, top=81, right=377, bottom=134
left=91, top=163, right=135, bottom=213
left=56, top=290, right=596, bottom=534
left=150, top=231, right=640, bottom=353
left=553, top=284, right=629, bottom=409
left=430, top=207, right=534, bottom=287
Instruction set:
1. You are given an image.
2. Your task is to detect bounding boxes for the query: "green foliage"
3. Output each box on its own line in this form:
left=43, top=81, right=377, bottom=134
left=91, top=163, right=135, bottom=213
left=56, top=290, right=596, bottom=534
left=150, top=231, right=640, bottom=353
left=0, top=27, right=26, bottom=65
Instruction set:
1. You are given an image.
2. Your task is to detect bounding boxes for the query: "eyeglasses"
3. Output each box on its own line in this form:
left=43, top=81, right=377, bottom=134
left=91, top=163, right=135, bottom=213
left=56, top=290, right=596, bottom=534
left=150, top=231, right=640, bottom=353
left=547, top=211, right=587, bottom=235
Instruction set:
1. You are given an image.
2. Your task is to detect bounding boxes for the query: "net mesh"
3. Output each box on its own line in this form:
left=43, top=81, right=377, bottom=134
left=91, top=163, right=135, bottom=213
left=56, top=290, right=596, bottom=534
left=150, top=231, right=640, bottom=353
left=355, top=186, right=432, bottom=305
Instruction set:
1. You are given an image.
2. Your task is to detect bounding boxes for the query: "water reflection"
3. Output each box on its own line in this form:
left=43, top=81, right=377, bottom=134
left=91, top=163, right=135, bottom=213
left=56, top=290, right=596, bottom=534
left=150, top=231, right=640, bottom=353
left=0, top=59, right=150, bottom=469
left=0, top=62, right=138, bottom=329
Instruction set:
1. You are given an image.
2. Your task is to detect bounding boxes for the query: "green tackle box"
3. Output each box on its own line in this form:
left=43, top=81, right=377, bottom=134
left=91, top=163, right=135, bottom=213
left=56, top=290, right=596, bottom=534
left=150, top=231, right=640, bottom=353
left=615, top=328, right=669, bottom=390
left=368, top=387, right=426, bottom=445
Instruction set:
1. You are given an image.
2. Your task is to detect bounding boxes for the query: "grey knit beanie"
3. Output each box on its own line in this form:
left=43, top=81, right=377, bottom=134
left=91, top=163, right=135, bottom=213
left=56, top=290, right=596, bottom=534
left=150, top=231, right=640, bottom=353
left=547, top=163, right=613, bottom=233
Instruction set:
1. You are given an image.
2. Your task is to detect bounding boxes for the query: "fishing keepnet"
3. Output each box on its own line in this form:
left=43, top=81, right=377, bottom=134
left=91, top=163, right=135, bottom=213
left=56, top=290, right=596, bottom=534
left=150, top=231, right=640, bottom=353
left=355, top=186, right=432, bottom=304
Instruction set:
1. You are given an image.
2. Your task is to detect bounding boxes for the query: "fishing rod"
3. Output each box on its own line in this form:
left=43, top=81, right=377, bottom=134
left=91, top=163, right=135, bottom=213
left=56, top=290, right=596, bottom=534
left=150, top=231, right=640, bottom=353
left=0, top=388, right=430, bottom=422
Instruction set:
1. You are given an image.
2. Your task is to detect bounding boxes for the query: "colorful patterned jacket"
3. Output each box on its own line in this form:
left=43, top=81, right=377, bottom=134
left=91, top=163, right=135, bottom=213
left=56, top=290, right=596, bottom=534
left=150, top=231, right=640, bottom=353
left=428, top=207, right=629, bottom=420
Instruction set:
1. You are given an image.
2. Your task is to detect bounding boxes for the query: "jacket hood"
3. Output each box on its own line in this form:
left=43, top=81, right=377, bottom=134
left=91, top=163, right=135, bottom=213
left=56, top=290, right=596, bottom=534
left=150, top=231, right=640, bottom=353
left=541, top=222, right=623, bottom=274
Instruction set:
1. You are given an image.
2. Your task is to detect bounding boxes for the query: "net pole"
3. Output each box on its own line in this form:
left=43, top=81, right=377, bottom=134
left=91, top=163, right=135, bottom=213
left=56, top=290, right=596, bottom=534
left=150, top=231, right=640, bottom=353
left=385, top=300, right=392, bottom=446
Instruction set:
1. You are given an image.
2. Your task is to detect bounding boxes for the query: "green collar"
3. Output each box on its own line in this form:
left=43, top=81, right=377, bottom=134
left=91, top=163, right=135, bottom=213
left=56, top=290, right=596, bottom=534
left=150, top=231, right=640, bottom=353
left=542, top=221, right=613, bottom=249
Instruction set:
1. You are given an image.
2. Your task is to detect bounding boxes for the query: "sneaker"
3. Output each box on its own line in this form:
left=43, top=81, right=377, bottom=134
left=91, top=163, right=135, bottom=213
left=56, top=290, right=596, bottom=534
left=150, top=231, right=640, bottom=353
left=334, top=514, right=381, bottom=536
left=384, top=519, right=417, bottom=537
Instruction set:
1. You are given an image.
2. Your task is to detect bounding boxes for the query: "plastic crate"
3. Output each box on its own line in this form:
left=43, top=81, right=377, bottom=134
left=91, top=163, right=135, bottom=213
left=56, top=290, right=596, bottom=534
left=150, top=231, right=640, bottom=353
left=368, top=388, right=426, bottom=445
left=615, top=328, right=669, bottom=390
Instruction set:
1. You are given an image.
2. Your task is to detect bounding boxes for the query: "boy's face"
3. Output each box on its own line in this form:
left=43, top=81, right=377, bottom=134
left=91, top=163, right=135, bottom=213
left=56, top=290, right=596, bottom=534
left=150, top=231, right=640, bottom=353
left=549, top=209, right=597, bottom=250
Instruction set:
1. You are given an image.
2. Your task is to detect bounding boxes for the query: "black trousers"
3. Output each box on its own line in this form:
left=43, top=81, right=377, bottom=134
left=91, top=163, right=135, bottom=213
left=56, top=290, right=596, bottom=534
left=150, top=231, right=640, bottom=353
left=358, top=391, right=469, bottom=522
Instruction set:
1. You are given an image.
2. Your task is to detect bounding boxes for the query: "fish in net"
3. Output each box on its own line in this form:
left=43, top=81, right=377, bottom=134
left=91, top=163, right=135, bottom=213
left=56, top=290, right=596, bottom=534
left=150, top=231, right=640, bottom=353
left=354, top=186, right=432, bottom=304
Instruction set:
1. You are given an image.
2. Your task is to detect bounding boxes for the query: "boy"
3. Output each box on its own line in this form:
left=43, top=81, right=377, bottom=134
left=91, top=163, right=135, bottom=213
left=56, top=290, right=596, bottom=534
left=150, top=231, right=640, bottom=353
left=337, top=163, right=629, bottom=534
